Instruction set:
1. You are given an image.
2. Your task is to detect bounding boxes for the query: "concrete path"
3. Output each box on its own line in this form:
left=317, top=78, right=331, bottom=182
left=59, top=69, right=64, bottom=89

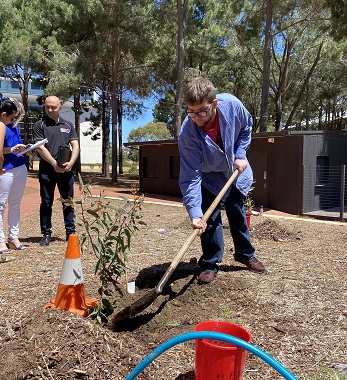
left=13, top=171, right=305, bottom=225
left=18, top=172, right=184, bottom=223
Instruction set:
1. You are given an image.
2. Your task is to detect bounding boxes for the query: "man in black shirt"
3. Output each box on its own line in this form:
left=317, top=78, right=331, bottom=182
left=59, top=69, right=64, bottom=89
left=33, top=96, right=79, bottom=246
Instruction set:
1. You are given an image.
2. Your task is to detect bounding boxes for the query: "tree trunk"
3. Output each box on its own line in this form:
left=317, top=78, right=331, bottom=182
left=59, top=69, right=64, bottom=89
left=318, top=99, right=323, bottom=130
left=259, top=0, right=273, bottom=132
left=101, top=87, right=110, bottom=177
left=111, top=60, right=118, bottom=183
left=275, top=96, right=282, bottom=131
left=274, top=39, right=292, bottom=131
left=18, top=69, right=31, bottom=168
left=104, top=109, right=111, bottom=177
left=73, top=94, right=81, bottom=175
left=173, top=0, right=188, bottom=139
left=118, top=93, right=123, bottom=175
left=21, top=79, right=30, bottom=144
left=285, top=41, right=324, bottom=129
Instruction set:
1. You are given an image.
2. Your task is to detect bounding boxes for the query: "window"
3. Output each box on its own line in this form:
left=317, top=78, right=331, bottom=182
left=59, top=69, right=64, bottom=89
left=11, top=82, right=19, bottom=89
left=31, top=83, right=42, bottom=90
left=143, top=157, right=156, bottom=178
left=169, top=156, right=179, bottom=179
left=316, top=156, right=329, bottom=185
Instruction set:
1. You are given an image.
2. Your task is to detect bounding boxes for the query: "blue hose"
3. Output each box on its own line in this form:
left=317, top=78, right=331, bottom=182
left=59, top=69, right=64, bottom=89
left=125, top=331, right=298, bottom=380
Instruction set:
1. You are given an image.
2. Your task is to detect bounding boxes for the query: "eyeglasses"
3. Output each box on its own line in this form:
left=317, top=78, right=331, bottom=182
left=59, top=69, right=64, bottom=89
left=187, top=104, right=213, bottom=118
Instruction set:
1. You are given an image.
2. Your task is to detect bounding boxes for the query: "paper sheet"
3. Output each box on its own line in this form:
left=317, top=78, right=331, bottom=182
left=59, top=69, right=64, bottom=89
left=16, top=138, right=48, bottom=156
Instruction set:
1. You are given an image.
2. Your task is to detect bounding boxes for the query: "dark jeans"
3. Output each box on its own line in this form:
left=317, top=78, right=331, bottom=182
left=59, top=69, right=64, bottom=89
left=199, top=185, right=255, bottom=271
left=39, top=165, right=75, bottom=236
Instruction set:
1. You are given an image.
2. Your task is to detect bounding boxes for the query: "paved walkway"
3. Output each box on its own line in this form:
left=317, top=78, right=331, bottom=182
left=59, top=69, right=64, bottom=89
left=20, top=171, right=297, bottom=220
left=11, top=171, right=345, bottom=227
left=18, top=172, right=184, bottom=222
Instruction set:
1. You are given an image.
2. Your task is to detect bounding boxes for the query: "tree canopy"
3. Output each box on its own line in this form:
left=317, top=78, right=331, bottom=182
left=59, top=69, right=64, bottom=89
left=128, top=121, right=172, bottom=143
left=126, top=121, right=172, bottom=162
left=1, top=0, right=346, bottom=176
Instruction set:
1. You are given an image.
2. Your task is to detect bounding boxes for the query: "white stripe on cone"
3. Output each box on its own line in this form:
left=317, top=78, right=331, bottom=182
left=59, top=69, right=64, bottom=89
left=59, top=258, right=84, bottom=285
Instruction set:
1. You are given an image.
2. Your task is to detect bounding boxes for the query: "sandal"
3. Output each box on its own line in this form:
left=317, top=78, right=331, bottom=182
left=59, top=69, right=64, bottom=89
left=0, top=252, right=15, bottom=263
left=8, top=239, right=26, bottom=250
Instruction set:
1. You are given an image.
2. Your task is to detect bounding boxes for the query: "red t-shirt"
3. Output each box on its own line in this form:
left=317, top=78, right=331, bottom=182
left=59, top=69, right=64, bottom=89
left=202, top=111, right=224, bottom=150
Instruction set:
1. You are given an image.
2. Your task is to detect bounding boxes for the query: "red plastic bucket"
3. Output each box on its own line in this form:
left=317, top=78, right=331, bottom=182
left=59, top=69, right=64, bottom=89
left=194, top=320, right=252, bottom=380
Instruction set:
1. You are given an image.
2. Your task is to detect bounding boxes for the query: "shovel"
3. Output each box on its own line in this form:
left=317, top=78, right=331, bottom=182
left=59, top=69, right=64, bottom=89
left=112, top=169, right=239, bottom=324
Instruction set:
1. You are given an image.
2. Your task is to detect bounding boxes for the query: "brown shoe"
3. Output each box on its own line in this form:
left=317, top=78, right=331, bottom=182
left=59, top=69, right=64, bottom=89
left=198, top=270, right=216, bottom=284
left=234, top=256, right=265, bottom=273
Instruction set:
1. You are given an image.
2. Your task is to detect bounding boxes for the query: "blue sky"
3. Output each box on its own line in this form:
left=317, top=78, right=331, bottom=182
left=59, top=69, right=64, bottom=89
left=122, top=98, right=155, bottom=142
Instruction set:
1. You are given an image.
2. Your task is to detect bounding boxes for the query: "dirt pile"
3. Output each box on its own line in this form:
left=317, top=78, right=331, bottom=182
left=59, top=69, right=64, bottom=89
left=0, top=200, right=346, bottom=379
left=251, top=218, right=302, bottom=242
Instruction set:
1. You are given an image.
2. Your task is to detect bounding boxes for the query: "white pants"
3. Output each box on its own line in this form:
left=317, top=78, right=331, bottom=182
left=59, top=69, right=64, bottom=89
left=0, top=164, right=27, bottom=242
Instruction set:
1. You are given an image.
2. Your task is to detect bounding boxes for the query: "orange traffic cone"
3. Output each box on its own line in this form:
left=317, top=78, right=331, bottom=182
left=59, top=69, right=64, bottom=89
left=43, top=234, right=98, bottom=317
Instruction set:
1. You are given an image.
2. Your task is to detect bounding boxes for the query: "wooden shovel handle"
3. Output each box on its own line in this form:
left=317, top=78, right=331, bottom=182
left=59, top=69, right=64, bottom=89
left=156, top=170, right=239, bottom=292
left=201, top=169, right=239, bottom=222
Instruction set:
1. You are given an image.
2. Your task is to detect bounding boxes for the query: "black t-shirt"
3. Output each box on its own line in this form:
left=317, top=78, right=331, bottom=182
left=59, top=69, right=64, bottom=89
left=33, top=116, right=78, bottom=164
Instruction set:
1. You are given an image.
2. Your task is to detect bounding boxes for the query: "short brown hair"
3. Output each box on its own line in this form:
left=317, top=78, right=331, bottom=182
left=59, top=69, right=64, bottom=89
left=183, top=77, right=216, bottom=105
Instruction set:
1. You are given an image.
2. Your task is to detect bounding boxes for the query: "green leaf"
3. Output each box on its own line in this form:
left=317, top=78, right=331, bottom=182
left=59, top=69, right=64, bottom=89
left=87, top=209, right=100, bottom=218
left=72, top=177, right=143, bottom=324
left=96, top=315, right=102, bottom=325
left=102, top=298, right=114, bottom=311
left=104, top=204, right=116, bottom=210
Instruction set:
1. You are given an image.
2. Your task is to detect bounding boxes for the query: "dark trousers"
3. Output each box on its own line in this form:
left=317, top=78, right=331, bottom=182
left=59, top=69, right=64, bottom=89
left=39, top=165, right=75, bottom=236
left=199, top=185, right=255, bottom=271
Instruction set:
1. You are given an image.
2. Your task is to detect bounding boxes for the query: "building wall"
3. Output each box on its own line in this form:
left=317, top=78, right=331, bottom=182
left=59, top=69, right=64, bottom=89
left=248, top=131, right=347, bottom=215
left=133, top=131, right=347, bottom=215
left=0, top=77, right=101, bottom=165
left=302, top=132, right=347, bottom=213
left=79, top=122, right=102, bottom=165
left=139, top=142, right=181, bottom=197
left=247, top=135, right=304, bottom=214
left=0, top=76, right=44, bottom=98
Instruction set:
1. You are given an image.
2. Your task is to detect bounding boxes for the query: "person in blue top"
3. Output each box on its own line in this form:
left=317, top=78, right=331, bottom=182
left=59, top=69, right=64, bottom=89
left=0, top=94, right=19, bottom=175
left=0, top=98, right=27, bottom=262
left=178, top=77, right=265, bottom=284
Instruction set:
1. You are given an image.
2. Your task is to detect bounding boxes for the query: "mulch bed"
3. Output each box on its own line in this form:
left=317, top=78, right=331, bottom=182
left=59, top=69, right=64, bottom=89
left=0, top=189, right=346, bottom=379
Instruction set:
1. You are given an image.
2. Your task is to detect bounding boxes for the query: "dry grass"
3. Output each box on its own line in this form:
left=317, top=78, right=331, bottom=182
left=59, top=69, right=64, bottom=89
left=0, top=194, right=346, bottom=379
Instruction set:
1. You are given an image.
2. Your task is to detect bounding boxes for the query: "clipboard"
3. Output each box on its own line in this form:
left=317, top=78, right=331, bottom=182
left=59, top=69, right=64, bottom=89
left=17, top=138, right=48, bottom=156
